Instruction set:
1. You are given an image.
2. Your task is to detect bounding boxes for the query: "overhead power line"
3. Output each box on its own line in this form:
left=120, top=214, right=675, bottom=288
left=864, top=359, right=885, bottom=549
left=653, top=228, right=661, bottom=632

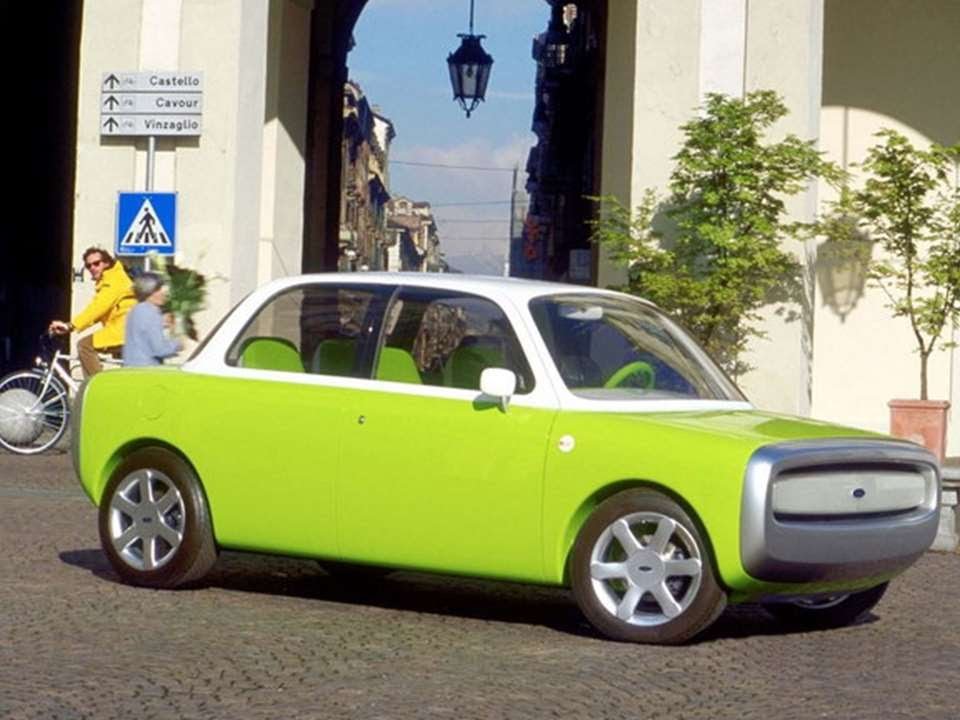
left=391, top=159, right=516, bottom=172
left=434, top=218, right=510, bottom=223
left=430, top=200, right=525, bottom=207
left=440, top=236, right=512, bottom=241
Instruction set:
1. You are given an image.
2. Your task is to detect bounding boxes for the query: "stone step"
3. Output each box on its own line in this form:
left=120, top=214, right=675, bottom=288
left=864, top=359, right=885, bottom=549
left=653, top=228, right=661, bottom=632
left=935, top=461, right=959, bottom=551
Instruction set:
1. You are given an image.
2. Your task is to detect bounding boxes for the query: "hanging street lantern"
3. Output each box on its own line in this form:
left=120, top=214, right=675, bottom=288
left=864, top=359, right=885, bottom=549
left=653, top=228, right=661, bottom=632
left=447, top=0, right=494, bottom=118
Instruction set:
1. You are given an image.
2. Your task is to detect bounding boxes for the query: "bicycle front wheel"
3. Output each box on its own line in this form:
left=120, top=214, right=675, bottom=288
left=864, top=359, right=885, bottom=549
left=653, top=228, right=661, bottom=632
left=0, top=370, right=70, bottom=454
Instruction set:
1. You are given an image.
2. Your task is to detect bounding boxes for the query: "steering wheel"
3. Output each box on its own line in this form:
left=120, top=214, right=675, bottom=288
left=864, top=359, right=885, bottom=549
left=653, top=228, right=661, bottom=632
left=603, top=360, right=655, bottom=389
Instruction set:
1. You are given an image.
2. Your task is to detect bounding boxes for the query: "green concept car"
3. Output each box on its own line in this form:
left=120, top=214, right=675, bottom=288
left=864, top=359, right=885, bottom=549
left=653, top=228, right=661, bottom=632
left=72, top=274, right=940, bottom=644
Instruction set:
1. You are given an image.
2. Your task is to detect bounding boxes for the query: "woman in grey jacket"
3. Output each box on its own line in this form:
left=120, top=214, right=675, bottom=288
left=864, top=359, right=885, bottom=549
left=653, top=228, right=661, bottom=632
left=123, top=272, right=183, bottom=367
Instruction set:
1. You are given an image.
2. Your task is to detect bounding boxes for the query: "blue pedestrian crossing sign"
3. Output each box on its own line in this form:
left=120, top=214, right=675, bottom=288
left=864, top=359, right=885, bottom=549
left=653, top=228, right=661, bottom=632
left=116, top=192, right=177, bottom=256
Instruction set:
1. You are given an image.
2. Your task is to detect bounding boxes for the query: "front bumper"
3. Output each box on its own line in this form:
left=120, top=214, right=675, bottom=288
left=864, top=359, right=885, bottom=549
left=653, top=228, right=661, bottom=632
left=740, top=439, right=940, bottom=583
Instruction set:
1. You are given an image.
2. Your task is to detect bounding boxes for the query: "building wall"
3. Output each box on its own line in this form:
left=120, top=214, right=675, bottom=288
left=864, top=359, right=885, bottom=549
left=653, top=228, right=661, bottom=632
left=259, top=0, right=312, bottom=284
left=73, top=0, right=310, bottom=349
left=813, top=0, right=960, bottom=448
left=598, top=0, right=824, bottom=416
left=71, top=0, right=959, bottom=455
left=737, top=0, right=823, bottom=415
left=597, top=0, right=700, bottom=291
left=513, top=1, right=602, bottom=283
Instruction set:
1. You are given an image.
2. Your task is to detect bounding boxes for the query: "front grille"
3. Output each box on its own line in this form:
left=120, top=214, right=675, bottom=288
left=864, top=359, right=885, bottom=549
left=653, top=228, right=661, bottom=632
left=770, top=462, right=930, bottom=519
left=774, top=508, right=919, bottom=523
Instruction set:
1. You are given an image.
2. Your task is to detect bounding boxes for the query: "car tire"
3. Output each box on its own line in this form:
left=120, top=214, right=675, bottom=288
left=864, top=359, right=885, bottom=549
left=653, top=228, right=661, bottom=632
left=761, top=583, right=888, bottom=629
left=570, top=489, right=726, bottom=644
left=98, top=447, right=218, bottom=589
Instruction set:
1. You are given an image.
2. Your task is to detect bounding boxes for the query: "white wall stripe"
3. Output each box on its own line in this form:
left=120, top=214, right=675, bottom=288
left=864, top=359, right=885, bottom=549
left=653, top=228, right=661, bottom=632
left=699, top=0, right=748, bottom=100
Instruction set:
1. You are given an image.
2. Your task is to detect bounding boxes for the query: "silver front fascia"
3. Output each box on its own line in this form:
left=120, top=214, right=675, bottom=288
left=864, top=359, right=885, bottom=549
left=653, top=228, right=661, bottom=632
left=740, top=439, right=940, bottom=583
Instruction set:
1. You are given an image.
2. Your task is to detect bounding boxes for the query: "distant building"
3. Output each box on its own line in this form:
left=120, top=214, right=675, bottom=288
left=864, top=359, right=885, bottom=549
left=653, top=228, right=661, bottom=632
left=386, top=197, right=444, bottom=272
left=506, top=166, right=528, bottom=279
left=339, top=80, right=395, bottom=271
left=512, top=0, right=603, bottom=284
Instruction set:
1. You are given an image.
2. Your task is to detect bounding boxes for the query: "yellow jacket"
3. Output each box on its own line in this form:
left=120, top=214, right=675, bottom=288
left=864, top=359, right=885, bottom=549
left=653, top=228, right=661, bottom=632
left=71, top=262, right=136, bottom=349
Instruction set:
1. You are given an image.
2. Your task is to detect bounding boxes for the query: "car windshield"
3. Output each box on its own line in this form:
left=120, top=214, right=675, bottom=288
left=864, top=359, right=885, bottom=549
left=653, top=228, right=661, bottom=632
left=529, top=294, right=744, bottom=401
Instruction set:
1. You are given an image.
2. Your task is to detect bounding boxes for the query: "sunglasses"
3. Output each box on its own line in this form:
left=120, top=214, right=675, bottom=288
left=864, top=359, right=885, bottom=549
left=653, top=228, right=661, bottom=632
left=85, top=259, right=105, bottom=270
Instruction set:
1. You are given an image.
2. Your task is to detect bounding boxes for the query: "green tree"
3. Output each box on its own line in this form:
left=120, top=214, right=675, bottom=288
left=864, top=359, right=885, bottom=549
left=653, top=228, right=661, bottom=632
left=591, top=91, right=839, bottom=376
left=837, top=130, right=960, bottom=400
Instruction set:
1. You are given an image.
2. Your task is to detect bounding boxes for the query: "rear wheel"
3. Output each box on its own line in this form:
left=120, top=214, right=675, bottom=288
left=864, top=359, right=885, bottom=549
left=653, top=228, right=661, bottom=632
left=570, top=489, right=726, bottom=644
left=98, top=447, right=218, bottom=588
left=762, top=583, right=888, bottom=629
left=0, top=370, right=69, bottom=454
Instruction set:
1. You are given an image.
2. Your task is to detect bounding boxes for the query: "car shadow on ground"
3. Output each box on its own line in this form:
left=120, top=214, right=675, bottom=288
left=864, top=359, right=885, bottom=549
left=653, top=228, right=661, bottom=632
left=59, top=548, right=877, bottom=643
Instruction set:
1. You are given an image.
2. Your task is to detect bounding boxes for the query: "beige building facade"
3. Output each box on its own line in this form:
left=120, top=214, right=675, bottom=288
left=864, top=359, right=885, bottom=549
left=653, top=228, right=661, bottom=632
left=814, top=0, right=960, bottom=444
left=597, top=0, right=960, bottom=451
left=74, top=0, right=312, bottom=330
left=69, top=1, right=959, bottom=449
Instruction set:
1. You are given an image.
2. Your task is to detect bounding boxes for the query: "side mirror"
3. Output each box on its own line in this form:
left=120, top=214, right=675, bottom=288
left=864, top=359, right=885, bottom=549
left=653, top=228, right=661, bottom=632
left=479, top=367, right=517, bottom=412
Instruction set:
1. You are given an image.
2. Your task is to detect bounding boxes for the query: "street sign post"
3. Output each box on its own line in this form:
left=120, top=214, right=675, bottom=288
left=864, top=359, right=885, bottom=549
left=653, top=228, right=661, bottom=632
left=116, top=192, right=177, bottom=257
left=102, top=71, right=198, bottom=268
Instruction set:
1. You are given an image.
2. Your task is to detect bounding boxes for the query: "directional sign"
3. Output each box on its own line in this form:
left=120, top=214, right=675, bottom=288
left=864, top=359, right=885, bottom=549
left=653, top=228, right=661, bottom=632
left=116, top=192, right=177, bottom=256
left=102, top=71, right=203, bottom=92
left=101, top=71, right=203, bottom=137
left=103, top=116, right=202, bottom=137
left=102, top=92, right=202, bottom=114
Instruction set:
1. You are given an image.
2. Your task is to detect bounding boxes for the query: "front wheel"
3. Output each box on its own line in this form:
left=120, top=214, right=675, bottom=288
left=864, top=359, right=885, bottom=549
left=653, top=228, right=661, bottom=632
left=98, top=447, right=218, bottom=588
left=0, top=370, right=69, bottom=454
left=570, top=489, right=726, bottom=644
left=762, top=583, right=888, bottom=630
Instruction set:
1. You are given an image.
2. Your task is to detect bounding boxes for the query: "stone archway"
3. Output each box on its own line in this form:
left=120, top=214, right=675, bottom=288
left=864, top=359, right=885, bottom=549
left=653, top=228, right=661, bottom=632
left=301, top=0, right=367, bottom=273
left=309, top=1, right=610, bottom=282
left=823, top=0, right=960, bottom=152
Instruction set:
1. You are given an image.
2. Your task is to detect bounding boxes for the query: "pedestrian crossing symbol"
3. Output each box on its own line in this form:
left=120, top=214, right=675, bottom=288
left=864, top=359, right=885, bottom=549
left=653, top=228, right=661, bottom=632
left=116, top=192, right=177, bottom=256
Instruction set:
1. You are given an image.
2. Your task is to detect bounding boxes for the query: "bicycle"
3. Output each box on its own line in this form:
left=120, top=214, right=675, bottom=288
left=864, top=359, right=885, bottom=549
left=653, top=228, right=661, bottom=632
left=0, top=335, right=119, bottom=455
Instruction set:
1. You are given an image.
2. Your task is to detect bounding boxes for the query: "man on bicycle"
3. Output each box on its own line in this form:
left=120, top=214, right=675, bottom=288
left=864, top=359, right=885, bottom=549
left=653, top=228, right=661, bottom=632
left=49, top=247, right=136, bottom=377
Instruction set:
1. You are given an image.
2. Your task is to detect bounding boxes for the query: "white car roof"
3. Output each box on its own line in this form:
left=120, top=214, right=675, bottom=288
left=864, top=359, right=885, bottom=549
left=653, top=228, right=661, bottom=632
left=246, top=272, right=653, bottom=306
left=185, top=271, right=750, bottom=414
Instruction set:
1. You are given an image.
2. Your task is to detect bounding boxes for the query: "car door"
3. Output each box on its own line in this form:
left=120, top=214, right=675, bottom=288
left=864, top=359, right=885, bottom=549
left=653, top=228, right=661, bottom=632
left=336, top=286, right=558, bottom=582
left=205, top=281, right=390, bottom=557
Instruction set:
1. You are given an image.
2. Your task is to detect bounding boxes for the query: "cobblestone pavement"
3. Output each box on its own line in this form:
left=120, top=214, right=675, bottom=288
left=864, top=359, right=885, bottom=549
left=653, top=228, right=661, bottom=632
left=2, top=452, right=958, bottom=720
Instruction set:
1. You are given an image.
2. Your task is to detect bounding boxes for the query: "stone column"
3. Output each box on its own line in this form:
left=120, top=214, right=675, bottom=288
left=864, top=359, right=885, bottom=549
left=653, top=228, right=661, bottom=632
left=259, top=0, right=312, bottom=284
left=737, top=0, right=824, bottom=415
left=598, top=0, right=825, bottom=416
left=74, top=0, right=279, bottom=333
left=597, top=0, right=701, bottom=289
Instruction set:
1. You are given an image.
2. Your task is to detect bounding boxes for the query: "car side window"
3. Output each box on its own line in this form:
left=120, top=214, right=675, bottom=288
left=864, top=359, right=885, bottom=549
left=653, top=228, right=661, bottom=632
left=225, top=284, right=389, bottom=376
left=374, top=287, right=535, bottom=394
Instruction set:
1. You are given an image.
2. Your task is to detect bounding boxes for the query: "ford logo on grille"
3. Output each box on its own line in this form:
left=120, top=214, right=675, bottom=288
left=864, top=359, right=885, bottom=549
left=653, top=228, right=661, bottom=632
left=852, top=487, right=867, bottom=499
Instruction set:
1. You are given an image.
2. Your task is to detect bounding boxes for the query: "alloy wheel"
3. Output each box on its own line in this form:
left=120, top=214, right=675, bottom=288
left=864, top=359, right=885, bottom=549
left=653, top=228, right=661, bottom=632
left=107, top=469, right=185, bottom=571
left=588, top=511, right=703, bottom=626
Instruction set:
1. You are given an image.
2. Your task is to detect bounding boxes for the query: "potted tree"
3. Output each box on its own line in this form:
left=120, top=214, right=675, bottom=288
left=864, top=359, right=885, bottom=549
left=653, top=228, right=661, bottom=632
left=840, top=130, right=960, bottom=461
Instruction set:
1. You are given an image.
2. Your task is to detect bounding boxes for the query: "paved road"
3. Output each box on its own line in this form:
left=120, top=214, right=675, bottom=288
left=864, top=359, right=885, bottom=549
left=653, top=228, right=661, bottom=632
left=2, top=452, right=958, bottom=719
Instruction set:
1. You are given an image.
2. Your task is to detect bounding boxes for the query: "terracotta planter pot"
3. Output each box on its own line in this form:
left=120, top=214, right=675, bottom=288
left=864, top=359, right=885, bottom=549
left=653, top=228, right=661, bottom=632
left=888, top=399, right=950, bottom=463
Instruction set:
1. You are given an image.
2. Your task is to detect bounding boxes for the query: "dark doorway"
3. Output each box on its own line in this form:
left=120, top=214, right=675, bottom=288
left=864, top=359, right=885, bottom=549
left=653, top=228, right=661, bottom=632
left=0, top=2, right=81, bottom=375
